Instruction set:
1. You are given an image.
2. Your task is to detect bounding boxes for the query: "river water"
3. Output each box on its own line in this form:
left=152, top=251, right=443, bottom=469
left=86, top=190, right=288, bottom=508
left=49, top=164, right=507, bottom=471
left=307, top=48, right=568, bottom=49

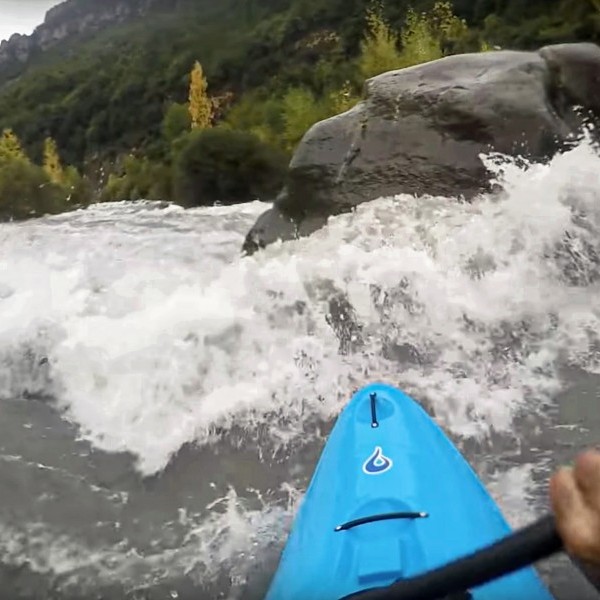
left=1, top=141, right=600, bottom=599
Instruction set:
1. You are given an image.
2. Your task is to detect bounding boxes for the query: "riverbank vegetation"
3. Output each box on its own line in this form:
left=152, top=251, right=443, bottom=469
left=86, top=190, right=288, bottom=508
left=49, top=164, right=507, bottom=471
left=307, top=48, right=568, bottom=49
left=0, top=0, right=597, bottom=220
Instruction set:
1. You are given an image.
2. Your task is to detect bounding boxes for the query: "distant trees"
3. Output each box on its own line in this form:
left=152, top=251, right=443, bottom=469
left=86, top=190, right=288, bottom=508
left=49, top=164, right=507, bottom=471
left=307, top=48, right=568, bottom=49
left=359, top=2, right=403, bottom=79
left=269, top=0, right=478, bottom=151
left=0, top=130, right=89, bottom=221
left=281, top=87, right=327, bottom=151
left=0, top=0, right=596, bottom=178
left=43, top=137, right=65, bottom=184
left=162, top=102, right=192, bottom=145
left=173, top=61, right=289, bottom=204
left=0, top=129, right=26, bottom=164
left=0, top=0, right=596, bottom=220
left=101, top=155, right=172, bottom=202
left=133, top=1, right=482, bottom=206
left=106, top=59, right=288, bottom=206
left=173, top=127, right=288, bottom=206
left=0, top=1, right=489, bottom=220
left=359, top=1, right=474, bottom=78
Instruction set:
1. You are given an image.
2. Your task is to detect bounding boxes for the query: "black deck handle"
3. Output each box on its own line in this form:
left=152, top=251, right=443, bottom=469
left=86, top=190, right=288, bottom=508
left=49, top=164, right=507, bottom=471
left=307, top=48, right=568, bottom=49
left=341, top=514, right=563, bottom=600
left=335, top=511, right=428, bottom=532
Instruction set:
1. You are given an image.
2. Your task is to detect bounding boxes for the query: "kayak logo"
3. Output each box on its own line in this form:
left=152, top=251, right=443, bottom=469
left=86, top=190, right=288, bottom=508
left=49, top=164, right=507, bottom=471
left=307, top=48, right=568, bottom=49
left=362, top=446, right=393, bottom=475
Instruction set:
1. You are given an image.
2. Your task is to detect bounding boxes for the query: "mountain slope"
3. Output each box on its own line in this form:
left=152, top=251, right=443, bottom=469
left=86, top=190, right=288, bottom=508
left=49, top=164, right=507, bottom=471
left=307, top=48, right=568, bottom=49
left=0, top=0, right=159, bottom=85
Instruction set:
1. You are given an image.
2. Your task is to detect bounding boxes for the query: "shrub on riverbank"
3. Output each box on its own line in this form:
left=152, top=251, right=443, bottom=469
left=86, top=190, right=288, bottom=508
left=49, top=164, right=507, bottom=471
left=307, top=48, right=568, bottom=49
left=0, top=130, right=90, bottom=222
left=172, top=127, right=288, bottom=206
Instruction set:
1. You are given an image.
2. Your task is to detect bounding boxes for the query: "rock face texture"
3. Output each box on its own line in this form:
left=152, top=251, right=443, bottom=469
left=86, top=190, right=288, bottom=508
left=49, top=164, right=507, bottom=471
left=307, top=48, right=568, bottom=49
left=0, top=0, right=157, bottom=85
left=242, top=43, right=600, bottom=255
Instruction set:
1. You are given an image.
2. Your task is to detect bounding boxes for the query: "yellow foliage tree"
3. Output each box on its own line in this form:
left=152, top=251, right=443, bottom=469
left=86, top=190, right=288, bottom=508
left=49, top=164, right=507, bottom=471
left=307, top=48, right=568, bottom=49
left=358, top=1, right=402, bottom=79
left=0, top=129, right=27, bottom=165
left=43, top=137, right=65, bottom=184
left=188, top=61, right=213, bottom=129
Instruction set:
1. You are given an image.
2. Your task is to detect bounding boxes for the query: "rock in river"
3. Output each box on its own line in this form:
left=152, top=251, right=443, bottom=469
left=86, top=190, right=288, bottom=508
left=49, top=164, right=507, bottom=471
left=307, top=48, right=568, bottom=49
left=242, top=43, right=600, bottom=255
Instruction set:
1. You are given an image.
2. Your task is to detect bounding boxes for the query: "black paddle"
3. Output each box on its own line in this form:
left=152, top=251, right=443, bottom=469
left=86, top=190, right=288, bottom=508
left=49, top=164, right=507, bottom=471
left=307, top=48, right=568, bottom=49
left=343, top=514, right=563, bottom=600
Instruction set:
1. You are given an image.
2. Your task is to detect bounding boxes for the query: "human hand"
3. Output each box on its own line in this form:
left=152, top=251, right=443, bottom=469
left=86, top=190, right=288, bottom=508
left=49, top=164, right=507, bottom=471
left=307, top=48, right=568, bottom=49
left=550, top=451, right=600, bottom=566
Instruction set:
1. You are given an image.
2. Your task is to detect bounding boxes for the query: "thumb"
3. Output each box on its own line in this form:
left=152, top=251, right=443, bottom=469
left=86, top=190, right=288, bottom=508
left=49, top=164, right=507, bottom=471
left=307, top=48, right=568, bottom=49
left=551, top=467, right=580, bottom=516
left=550, top=465, right=600, bottom=563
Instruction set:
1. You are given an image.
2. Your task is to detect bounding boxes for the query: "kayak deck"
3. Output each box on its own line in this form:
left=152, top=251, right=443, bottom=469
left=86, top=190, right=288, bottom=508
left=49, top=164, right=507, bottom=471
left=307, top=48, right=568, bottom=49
left=265, top=383, right=554, bottom=600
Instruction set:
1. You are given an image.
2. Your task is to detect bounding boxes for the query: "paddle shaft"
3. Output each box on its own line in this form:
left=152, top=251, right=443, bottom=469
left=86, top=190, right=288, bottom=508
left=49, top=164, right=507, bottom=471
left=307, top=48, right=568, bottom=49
left=345, top=514, right=563, bottom=600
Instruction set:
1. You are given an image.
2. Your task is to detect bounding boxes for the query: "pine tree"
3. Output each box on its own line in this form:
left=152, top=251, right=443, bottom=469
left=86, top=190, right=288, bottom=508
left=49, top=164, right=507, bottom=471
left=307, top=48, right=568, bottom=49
left=0, top=129, right=27, bottom=165
left=188, top=61, right=213, bottom=129
left=42, top=137, right=64, bottom=184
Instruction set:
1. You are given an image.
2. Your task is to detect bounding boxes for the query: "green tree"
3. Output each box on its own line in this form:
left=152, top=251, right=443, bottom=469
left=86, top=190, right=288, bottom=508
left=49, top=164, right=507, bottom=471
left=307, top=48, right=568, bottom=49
left=224, top=89, right=286, bottom=147
left=281, top=87, right=327, bottom=151
left=358, top=1, right=402, bottom=79
left=396, top=7, right=444, bottom=68
left=172, top=127, right=288, bottom=207
left=162, top=102, right=192, bottom=144
left=62, top=165, right=91, bottom=208
left=0, top=157, right=67, bottom=222
left=101, top=155, right=172, bottom=202
left=188, top=61, right=213, bottom=129
left=327, top=80, right=361, bottom=115
left=358, top=1, right=474, bottom=77
left=396, top=2, right=472, bottom=69
left=0, top=128, right=89, bottom=221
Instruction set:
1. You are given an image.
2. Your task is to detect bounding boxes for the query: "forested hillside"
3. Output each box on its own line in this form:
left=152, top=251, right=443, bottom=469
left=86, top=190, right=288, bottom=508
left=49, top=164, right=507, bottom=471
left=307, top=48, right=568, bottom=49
left=0, top=0, right=598, bottom=219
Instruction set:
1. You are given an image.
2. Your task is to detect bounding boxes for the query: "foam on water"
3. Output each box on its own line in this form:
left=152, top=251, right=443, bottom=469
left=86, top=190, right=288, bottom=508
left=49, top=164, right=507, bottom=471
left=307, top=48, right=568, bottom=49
left=0, top=486, right=298, bottom=595
left=2, top=145, right=600, bottom=476
left=2, top=142, right=600, bottom=593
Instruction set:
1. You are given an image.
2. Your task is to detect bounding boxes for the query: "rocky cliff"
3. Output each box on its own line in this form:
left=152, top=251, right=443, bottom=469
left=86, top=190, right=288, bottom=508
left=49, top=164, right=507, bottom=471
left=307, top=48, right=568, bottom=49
left=0, top=0, right=159, bottom=86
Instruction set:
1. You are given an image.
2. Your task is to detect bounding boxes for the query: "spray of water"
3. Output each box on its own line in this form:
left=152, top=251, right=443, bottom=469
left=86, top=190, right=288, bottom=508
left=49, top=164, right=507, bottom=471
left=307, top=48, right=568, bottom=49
left=1, top=141, right=600, bottom=594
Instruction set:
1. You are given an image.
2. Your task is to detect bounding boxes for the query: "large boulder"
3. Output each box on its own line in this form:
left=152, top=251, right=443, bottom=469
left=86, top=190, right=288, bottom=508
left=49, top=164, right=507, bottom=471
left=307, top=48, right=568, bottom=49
left=242, top=43, right=600, bottom=255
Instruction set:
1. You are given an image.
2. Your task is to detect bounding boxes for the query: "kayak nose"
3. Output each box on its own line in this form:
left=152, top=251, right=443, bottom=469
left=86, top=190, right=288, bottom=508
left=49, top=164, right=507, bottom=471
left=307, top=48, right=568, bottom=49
left=355, top=389, right=396, bottom=428
left=265, top=383, right=554, bottom=600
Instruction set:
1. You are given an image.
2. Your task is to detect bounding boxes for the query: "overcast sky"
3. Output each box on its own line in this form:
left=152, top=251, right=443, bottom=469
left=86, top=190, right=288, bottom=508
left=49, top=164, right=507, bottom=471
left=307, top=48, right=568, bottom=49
left=0, top=0, right=62, bottom=43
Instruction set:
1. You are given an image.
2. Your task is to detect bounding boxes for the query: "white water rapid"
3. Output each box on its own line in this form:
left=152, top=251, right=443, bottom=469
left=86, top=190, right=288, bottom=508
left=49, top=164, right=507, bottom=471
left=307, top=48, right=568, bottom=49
left=1, top=141, right=600, bottom=599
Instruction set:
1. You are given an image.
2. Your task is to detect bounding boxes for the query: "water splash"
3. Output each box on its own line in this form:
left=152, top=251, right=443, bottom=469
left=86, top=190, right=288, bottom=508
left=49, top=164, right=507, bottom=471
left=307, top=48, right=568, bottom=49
left=0, top=485, right=298, bottom=596
left=2, top=142, right=600, bottom=596
left=1, top=143, right=600, bottom=477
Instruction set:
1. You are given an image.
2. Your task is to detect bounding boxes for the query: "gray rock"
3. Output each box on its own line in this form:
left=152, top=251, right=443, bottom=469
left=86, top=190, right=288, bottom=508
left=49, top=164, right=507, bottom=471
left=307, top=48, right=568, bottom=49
left=243, top=43, right=600, bottom=255
left=241, top=204, right=296, bottom=255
